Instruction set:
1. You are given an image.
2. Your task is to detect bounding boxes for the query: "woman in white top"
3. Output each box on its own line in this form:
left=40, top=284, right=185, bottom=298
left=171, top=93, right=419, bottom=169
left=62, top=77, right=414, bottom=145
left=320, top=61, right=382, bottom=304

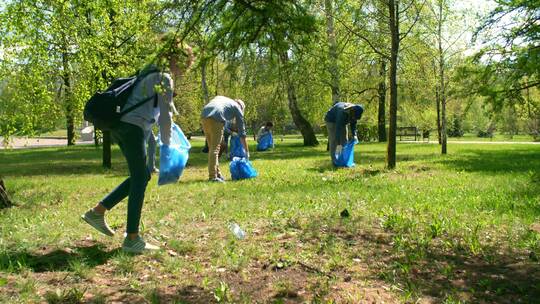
left=82, top=35, right=194, bottom=253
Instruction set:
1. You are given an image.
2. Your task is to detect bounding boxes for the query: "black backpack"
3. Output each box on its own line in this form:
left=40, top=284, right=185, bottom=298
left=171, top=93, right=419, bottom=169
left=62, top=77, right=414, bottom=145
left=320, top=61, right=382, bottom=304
left=84, top=68, right=159, bottom=130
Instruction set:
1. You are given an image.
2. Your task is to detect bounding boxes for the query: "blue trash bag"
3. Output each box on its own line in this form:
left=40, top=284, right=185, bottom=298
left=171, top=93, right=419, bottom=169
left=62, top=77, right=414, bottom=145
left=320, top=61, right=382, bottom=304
left=229, top=134, right=247, bottom=159
left=158, top=123, right=191, bottom=185
left=333, top=139, right=357, bottom=168
left=230, top=157, right=258, bottom=180
left=256, top=132, right=273, bottom=151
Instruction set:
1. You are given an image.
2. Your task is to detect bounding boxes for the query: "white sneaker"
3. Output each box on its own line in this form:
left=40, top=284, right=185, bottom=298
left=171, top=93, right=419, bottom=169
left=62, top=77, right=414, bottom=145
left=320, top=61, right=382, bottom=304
left=122, top=236, right=160, bottom=254
left=210, top=177, right=225, bottom=183
left=81, top=209, right=115, bottom=236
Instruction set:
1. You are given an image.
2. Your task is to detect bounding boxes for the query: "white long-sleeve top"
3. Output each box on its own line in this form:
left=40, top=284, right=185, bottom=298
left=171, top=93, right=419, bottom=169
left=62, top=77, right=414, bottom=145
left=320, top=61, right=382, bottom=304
left=121, top=66, right=174, bottom=145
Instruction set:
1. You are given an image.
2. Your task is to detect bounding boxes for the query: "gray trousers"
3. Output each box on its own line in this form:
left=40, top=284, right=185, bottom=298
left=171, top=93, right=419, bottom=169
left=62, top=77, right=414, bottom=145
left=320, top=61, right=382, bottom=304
left=327, top=122, right=349, bottom=163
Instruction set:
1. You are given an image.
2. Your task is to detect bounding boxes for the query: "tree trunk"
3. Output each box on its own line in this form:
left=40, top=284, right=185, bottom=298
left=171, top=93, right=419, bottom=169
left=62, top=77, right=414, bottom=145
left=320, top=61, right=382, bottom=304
left=102, top=131, right=112, bottom=168
left=438, top=1, right=447, bottom=154
left=252, top=121, right=258, bottom=141
left=378, top=59, right=387, bottom=142
left=62, top=51, right=76, bottom=146
left=436, top=84, right=442, bottom=144
left=201, top=57, right=210, bottom=103
left=386, top=0, right=399, bottom=169
left=0, top=179, right=12, bottom=209
left=324, top=0, right=341, bottom=104
left=66, top=108, right=75, bottom=146
left=279, top=52, right=319, bottom=146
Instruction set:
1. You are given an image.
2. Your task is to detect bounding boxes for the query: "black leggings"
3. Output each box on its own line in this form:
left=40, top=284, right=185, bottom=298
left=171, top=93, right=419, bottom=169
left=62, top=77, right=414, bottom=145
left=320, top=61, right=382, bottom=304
left=101, top=122, right=150, bottom=234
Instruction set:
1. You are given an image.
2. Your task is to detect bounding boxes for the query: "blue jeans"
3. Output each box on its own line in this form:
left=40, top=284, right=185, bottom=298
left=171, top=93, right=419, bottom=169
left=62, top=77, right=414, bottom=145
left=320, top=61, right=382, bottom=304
left=100, top=122, right=150, bottom=234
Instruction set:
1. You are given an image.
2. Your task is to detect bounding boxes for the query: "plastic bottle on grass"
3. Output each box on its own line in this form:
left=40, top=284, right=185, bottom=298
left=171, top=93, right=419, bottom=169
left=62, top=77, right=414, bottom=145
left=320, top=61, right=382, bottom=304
left=228, top=222, right=246, bottom=240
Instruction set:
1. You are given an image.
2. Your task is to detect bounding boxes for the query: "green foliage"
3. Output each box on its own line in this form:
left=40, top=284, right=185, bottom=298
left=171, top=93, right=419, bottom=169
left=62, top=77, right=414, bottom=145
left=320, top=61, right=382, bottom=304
left=1, top=0, right=537, bottom=149
left=357, top=123, right=379, bottom=142
left=0, top=0, right=164, bottom=141
left=472, top=0, right=540, bottom=108
left=447, top=114, right=464, bottom=137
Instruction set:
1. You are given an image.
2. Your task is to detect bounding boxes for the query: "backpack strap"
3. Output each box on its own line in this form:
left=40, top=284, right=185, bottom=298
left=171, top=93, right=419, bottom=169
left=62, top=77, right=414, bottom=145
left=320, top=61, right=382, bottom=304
left=120, top=94, right=156, bottom=115
left=120, top=67, right=161, bottom=115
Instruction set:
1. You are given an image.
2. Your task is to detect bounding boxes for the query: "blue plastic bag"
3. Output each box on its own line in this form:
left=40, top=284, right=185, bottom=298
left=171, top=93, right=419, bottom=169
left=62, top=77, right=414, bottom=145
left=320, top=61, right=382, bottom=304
left=158, top=123, right=191, bottom=185
left=333, top=139, right=357, bottom=168
left=256, top=132, right=273, bottom=151
left=230, top=157, right=258, bottom=180
left=229, top=135, right=247, bottom=159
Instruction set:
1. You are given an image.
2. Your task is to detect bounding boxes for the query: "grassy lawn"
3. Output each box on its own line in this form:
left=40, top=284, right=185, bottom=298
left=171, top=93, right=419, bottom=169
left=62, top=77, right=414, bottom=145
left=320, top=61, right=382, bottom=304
left=38, top=129, right=68, bottom=138
left=35, top=129, right=540, bottom=142
left=442, top=133, right=537, bottom=142
left=0, top=139, right=539, bottom=303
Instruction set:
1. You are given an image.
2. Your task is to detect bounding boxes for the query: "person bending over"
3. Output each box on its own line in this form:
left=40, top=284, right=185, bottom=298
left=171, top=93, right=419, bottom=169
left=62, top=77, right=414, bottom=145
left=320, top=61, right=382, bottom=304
left=201, top=96, right=248, bottom=182
left=324, top=102, right=364, bottom=164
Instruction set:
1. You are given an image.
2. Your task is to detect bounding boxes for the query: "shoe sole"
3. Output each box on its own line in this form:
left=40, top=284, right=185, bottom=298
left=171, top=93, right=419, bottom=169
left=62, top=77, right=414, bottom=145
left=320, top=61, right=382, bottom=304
left=122, top=246, right=160, bottom=254
left=122, top=246, right=143, bottom=254
left=81, top=215, right=115, bottom=237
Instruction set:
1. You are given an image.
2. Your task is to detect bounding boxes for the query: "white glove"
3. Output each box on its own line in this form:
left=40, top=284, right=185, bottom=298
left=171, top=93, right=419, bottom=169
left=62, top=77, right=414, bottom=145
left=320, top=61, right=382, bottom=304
left=353, top=135, right=358, bottom=143
left=335, top=145, right=343, bottom=155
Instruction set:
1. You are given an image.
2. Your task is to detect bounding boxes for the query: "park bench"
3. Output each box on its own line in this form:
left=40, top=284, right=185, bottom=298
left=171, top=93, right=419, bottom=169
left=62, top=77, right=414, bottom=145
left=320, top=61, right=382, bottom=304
left=397, top=126, right=420, bottom=141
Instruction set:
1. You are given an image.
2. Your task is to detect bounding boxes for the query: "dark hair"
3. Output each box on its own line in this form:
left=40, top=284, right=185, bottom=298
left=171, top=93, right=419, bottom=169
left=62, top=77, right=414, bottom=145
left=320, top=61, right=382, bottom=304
left=265, top=121, right=274, bottom=127
left=353, top=105, right=364, bottom=120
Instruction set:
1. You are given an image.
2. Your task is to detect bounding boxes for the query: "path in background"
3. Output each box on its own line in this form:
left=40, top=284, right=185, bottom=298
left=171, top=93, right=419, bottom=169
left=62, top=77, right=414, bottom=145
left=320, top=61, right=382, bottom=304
left=402, top=140, right=540, bottom=145
left=2, top=136, right=539, bottom=149
left=0, top=137, right=92, bottom=149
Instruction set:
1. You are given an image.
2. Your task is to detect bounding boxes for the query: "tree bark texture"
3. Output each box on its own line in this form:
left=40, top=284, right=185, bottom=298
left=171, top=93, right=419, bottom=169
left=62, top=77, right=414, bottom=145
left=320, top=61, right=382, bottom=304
left=0, top=179, right=12, bottom=209
left=438, top=1, right=448, bottom=154
left=436, top=84, right=442, bottom=144
left=201, top=58, right=210, bottom=103
left=324, top=0, right=341, bottom=104
left=386, top=0, right=399, bottom=169
left=280, top=52, right=319, bottom=146
left=62, top=51, right=76, bottom=146
left=378, top=59, right=387, bottom=142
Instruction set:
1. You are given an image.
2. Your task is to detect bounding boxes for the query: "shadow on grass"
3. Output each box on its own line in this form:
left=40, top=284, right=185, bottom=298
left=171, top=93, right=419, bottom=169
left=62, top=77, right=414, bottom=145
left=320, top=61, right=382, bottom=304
left=308, top=216, right=540, bottom=303
left=0, top=146, right=126, bottom=177
left=373, top=241, right=540, bottom=303
left=0, top=243, right=119, bottom=273
left=0, top=142, right=328, bottom=178
left=139, top=285, right=218, bottom=304
left=439, top=147, right=540, bottom=173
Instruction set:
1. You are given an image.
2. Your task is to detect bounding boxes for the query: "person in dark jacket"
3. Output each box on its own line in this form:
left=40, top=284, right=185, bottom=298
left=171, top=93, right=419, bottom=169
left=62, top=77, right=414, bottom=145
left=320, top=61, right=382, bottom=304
left=81, top=35, right=194, bottom=254
left=325, top=102, right=364, bottom=164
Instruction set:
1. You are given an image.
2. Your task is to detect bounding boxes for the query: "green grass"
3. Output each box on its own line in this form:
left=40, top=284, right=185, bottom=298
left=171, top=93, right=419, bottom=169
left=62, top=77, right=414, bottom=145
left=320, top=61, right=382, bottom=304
left=0, top=138, right=539, bottom=303
left=37, top=129, right=68, bottom=138
left=441, top=133, right=537, bottom=142
left=33, top=128, right=540, bottom=142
